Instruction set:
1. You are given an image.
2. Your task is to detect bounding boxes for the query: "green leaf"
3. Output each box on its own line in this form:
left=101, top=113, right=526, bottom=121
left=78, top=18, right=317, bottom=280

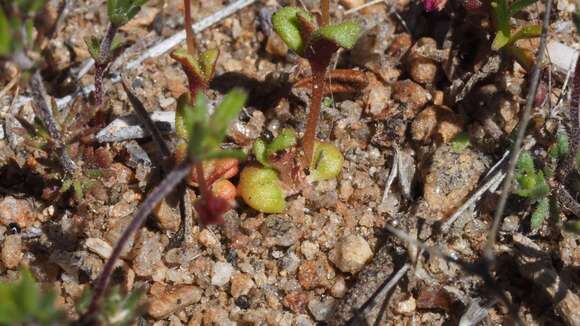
left=253, top=139, right=270, bottom=167
left=507, top=24, right=542, bottom=46
left=517, top=151, right=535, bottom=175
left=530, top=197, right=549, bottom=230
left=209, top=88, right=247, bottom=142
left=108, top=0, right=148, bottom=26
left=272, top=7, right=314, bottom=54
left=548, top=132, right=570, bottom=161
left=0, top=9, right=12, bottom=57
left=170, top=48, right=205, bottom=82
left=314, top=21, right=362, bottom=50
left=266, top=128, right=297, bottom=157
left=200, top=49, right=219, bottom=81
left=176, top=93, right=194, bottom=141
left=491, top=0, right=511, bottom=49
left=310, top=142, right=344, bottom=181
left=238, top=165, right=286, bottom=213
left=509, top=0, right=539, bottom=16
left=85, top=36, right=102, bottom=62
left=186, top=92, right=210, bottom=156
left=451, top=132, right=471, bottom=152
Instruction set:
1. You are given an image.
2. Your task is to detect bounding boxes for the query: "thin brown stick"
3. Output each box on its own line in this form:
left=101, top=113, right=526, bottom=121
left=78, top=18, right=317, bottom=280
left=81, top=161, right=192, bottom=323
left=485, top=0, right=552, bottom=262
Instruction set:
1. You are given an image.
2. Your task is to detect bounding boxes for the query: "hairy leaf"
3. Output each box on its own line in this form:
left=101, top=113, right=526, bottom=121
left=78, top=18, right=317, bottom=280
left=272, top=7, right=314, bottom=54
left=314, top=21, right=362, bottom=50
left=530, top=197, right=549, bottom=230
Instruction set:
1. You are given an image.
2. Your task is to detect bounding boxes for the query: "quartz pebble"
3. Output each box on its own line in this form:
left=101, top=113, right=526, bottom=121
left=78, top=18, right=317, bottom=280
left=394, top=296, right=417, bottom=315
left=211, top=261, right=235, bottom=286
left=330, top=235, right=373, bottom=273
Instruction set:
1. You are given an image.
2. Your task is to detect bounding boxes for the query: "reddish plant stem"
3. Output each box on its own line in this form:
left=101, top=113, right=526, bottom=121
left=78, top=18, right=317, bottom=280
left=81, top=161, right=192, bottom=324
left=183, top=0, right=196, bottom=56
left=303, top=61, right=327, bottom=165
left=320, top=0, right=330, bottom=26
left=95, top=23, right=119, bottom=107
left=195, top=161, right=211, bottom=198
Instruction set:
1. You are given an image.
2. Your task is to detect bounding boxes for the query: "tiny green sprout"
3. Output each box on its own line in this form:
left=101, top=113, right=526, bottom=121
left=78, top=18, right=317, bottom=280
left=85, top=34, right=122, bottom=65
left=272, top=6, right=361, bottom=165
left=530, top=196, right=549, bottom=230
left=310, top=141, right=344, bottom=181
left=0, top=269, right=65, bottom=325
left=490, top=0, right=541, bottom=69
left=238, top=165, right=286, bottom=213
left=548, top=132, right=570, bottom=161
left=254, top=128, right=297, bottom=167
left=107, top=0, right=148, bottom=27
left=450, top=132, right=471, bottom=153
left=239, top=128, right=297, bottom=213
left=515, top=151, right=549, bottom=201
left=171, top=48, right=220, bottom=96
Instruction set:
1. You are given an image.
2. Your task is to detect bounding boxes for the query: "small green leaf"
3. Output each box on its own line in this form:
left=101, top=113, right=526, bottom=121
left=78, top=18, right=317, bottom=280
left=0, top=9, right=12, bottom=57
left=171, top=48, right=205, bottom=82
left=530, top=197, right=549, bottom=230
left=85, top=36, right=102, bottom=61
left=266, top=128, right=297, bottom=157
left=200, top=49, right=219, bottom=81
left=310, top=142, right=344, bottom=181
left=548, top=132, right=569, bottom=161
left=272, top=7, right=314, bottom=54
left=507, top=24, right=542, bottom=46
left=238, top=165, right=286, bottom=213
left=176, top=93, right=194, bottom=141
left=491, top=0, right=511, bottom=49
left=509, top=0, right=539, bottom=16
left=451, top=132, right=471, bottom=152
left=517, top=151, right=535, bottom=175
left=209, top=88, right=247, bottom=142
left=253, top=139, right=270, bottom=167
left=314, top=21, right=362, bottom=50
left=107, top=0, right=148, bottom=26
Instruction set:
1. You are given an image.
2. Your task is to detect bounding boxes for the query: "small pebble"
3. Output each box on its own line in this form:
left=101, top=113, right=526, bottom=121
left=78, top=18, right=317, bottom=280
left=147, top=284, right=202, bottom=319
left=230, top=273, right=255, bottom=298
left=330, top=235, right=373, bottom=273
left=406, top=37, right=438, bottom=85
left=394, top=296, right=417, bottom=315
left=211, top=261, right=235, bottom=286
left=0, top=196, right=34, bottom=227
left=2, top=234, right=23, bottom=269
left=308, top=297, right=336, bottom=321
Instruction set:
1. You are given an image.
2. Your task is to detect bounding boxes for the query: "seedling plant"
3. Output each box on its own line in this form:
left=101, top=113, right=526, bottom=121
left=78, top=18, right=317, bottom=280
left=85, top=0, right=148, bottom=106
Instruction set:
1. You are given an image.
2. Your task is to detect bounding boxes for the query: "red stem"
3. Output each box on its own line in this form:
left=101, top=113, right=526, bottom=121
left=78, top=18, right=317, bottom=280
left=303, top=61, right=327, bottom=165
left=321, top=0, right=330, bottom=26
left=183, top=0, right=196, bottom=56
left=195, top=161, right=211, bottom=199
